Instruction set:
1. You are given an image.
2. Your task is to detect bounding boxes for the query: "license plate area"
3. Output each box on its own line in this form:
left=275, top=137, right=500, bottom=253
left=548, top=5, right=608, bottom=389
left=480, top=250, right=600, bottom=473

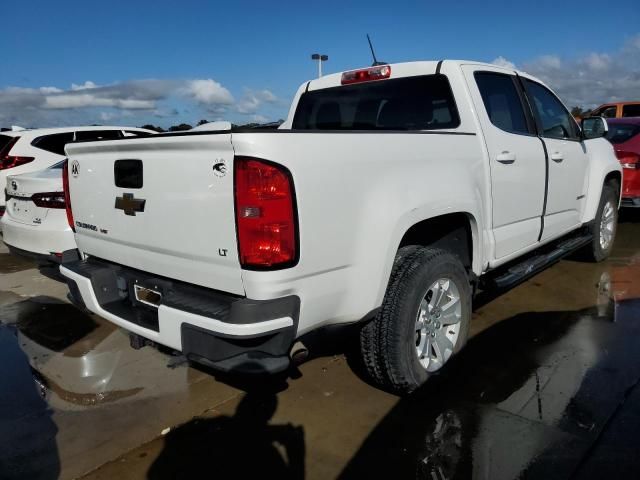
left=7, top=197, right=47, bottom=225
left=134, top=284, right=162, bottom=308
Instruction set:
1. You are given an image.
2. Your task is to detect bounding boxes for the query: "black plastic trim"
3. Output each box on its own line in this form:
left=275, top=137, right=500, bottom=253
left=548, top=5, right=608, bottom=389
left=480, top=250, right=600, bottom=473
left=537, top=138, right=550, bottom=241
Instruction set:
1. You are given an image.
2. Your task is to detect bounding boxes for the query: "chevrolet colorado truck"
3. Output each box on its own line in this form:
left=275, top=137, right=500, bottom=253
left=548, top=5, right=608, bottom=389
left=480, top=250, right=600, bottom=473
left=60, top=60, right=621, bottom=394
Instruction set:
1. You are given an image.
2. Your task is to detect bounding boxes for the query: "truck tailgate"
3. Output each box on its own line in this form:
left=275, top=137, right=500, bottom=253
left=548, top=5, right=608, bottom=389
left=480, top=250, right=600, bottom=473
left=65, top=133, right=244, bottom=295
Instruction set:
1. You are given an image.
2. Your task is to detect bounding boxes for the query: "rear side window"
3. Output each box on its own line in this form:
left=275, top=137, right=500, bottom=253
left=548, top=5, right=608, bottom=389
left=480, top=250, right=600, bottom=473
left=606, top=123, right=640, bottom=144
left=292, top=75, right=460, bottom=131
left=75, top=130, right=123, bottom=141
left=622, top=105, right=640, bottom=118
left=474, top=72, right=529, bottom=135
left=31, top=132, right=75, bottom=156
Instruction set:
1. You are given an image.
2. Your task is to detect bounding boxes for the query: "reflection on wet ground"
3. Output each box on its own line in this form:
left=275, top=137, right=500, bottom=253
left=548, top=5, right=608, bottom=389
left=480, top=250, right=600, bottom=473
left=0, top=210, right=639, bottom=479
left=0, top=324, right=59, bottom=480
left=341, top=299, right=640, bottom=479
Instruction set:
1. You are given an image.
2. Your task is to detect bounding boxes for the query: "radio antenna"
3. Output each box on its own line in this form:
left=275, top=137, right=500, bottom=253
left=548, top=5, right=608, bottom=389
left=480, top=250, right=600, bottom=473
left=367, top=34, right=386, bottom=66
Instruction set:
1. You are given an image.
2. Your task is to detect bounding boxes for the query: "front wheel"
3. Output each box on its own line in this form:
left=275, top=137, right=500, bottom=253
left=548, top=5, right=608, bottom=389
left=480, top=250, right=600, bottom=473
left=360, top=247, right=471, bottom=395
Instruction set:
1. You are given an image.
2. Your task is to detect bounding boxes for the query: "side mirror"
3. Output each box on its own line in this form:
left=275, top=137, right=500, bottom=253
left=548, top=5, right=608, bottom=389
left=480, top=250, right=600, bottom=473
left=581, top=116, right=608, bottom=140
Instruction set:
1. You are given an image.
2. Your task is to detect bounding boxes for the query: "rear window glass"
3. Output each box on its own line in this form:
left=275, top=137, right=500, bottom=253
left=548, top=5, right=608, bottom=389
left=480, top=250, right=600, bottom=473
left=606, top=123, right=640, bottom=144
left=123, top=130, right=153, bottom=137
left=292, top=75, right=460, bottom=131
left=32, top=132, right=74, bottom=156
left=622, top=105, right=640, bottom=118
left=75, top=130, right=123, bottom=141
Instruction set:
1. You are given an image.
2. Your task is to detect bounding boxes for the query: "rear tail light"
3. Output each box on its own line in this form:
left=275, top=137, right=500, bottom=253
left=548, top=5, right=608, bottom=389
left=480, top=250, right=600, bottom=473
left=341, top=65, right=391, bottom=85
left=62, top=160, right=75, bottom=231
left=234, top=156, right=298, bottom=269
left=616, top=151, right=640, bottom=169
left=31, top=192, right=66, bottom=209
left=0, top=137, right=34, bottom=170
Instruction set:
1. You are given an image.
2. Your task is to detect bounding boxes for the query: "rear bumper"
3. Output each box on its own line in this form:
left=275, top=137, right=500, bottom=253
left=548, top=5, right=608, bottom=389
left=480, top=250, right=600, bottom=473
left=60, top=258, right=299, bottom=374
left=6, top=244, right=79, bottom=265
left=0, top=214, right=76, bottom=256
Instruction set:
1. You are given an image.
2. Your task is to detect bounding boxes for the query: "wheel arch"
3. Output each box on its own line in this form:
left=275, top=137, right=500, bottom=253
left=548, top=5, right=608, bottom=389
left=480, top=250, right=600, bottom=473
left=375, top=211, right=480, bottom=307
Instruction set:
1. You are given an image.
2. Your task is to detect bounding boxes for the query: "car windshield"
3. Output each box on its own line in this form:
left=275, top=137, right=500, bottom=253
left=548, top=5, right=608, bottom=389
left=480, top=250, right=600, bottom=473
left=607, top=123, right=640, bottom=144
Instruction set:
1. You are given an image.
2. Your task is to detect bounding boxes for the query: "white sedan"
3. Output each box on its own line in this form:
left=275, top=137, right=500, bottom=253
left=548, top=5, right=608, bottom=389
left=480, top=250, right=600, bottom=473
left=1, top=127, right=155, bottom=263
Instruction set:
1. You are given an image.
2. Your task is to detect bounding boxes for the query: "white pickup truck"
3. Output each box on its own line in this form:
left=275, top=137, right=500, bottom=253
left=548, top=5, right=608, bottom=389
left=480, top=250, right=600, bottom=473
left=60, top=60, right=621, bottom=394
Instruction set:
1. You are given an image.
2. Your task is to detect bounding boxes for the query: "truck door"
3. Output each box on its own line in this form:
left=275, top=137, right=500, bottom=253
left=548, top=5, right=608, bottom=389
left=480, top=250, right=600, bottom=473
left=521, top=78, right=589, bottom=240
left=462, top=66, right=546, bottom=260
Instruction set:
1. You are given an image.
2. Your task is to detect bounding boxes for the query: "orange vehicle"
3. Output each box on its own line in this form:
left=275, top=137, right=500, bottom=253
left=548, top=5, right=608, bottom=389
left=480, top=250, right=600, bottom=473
left=591, top=101, right=640, bottom=119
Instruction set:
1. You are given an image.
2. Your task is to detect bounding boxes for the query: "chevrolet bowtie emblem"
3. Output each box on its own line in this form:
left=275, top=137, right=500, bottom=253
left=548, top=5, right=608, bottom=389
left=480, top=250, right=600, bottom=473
left=115, top=193, right=146, bottom=216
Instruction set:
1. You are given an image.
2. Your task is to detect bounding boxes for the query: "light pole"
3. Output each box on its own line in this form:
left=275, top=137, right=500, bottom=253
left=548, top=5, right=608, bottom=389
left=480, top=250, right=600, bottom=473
left=311, top=53, right=328, bottom=78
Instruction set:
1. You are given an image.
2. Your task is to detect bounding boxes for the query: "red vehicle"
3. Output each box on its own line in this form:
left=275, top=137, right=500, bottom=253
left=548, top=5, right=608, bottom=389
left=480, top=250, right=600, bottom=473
left=607, top=118, right=640, bottom=207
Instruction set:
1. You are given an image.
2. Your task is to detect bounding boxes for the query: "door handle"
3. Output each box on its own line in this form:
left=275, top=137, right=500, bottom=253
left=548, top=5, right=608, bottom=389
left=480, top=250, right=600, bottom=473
left=551, top=152, right=564, bottom=162
left=496, top=151, right=516, bottom=164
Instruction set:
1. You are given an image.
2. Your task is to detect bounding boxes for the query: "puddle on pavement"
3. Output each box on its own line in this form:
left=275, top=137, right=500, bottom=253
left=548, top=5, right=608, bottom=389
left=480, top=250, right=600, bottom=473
left=0, top=295, right=101, bottom=352
left=340, top=298, right=640, bottom=479
left=0, top=295, right=144, bottom=408
left=0, top=252, right=37, bottom=274
left=0, top=324, right=60, bottom=479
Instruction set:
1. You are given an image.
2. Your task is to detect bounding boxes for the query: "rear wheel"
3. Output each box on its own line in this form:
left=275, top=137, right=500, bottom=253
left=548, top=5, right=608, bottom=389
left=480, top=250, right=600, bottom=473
left=585, top=184, right=618, bottom=262
left=360, top=247, right=471, bottom=394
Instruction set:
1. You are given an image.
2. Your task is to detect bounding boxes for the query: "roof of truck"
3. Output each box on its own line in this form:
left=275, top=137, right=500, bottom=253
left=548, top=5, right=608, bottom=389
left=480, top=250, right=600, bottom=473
left=305, top=59, right=533, bottom=93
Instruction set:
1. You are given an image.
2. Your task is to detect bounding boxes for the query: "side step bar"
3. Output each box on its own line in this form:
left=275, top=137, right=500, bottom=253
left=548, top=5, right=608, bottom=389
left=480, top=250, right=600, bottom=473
left=481, top=233, right=593, bottom=291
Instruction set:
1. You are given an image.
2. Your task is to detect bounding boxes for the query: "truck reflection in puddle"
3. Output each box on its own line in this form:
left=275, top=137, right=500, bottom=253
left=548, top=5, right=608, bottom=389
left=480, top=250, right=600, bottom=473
left=0, top=295, right=189, bottom=410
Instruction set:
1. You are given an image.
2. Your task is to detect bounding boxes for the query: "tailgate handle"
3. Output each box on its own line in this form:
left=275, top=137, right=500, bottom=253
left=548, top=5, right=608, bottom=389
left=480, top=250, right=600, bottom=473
left=114, top=159, right=143, bottom=188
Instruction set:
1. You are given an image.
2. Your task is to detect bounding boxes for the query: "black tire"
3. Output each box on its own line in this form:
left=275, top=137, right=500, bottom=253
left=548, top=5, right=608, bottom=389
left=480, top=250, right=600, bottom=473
left=584, top=184, right=618, bottom=262
left=360, top=247, right=471, bottom=395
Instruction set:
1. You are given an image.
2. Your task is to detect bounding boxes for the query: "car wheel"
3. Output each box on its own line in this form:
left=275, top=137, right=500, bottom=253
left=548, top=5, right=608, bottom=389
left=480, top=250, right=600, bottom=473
left=360, top=247, right=471, bottom=394
left=585, top=184, right=618, bottom=262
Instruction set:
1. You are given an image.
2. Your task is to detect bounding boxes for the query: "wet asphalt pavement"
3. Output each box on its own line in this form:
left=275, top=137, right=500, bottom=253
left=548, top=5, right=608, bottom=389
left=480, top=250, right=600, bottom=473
left=1, top=210, right=639, bottom=479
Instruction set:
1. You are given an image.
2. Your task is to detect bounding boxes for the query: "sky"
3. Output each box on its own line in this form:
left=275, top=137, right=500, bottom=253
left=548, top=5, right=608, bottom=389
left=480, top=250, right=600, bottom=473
left=1, top=0, right=639, bottom=128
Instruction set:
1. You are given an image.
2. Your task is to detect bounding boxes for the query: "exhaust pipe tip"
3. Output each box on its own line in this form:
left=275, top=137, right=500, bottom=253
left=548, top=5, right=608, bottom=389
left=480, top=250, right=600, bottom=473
left=290, top=341, right=309, bottom=365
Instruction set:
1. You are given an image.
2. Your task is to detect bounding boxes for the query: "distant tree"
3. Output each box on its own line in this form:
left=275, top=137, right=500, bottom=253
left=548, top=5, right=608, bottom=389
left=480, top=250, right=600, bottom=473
left=168, top=123, right=193, bottom=131
left=197, top=119, right=209, bottom=126
left=571, top=106, right=586, bottom=117
left=140, top=124, right=165, bottom=132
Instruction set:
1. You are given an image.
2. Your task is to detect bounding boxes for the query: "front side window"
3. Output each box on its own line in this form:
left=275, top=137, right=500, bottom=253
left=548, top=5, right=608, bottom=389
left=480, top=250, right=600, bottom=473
left=524, top=80, right=580, bottom=140
left=292, top=75, right=460, bottom=131
left=31, top=132, right=75, bottom=155
left=622, top=104, right=640, bottom=118
left=474, top=72, right=530, bottom=135
left=594, top=106, right=617, bottom=118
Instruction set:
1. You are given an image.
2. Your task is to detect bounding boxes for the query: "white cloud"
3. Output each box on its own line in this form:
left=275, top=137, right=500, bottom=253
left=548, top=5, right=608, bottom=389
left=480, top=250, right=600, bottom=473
left=521, top=34, right=640, bottom=108
left=71, top=81, right=98, bottom=91
left=492, top=56, right=516, bottom=69
left=39, top=86, right=63, bottom=94
left=184, top=79, right=234, bottom=105
left=236, top=89, right=278, bottom=114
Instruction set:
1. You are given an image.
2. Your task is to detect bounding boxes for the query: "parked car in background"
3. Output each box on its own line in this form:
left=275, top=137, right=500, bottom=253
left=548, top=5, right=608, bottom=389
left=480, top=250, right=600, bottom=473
left=591, top=102, right=640, bottom=119
left=607, top=118, right=640, bottom=207
left=1, top=127, right=155, bottom=261
left=0, top=127, right=154, bottom=219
